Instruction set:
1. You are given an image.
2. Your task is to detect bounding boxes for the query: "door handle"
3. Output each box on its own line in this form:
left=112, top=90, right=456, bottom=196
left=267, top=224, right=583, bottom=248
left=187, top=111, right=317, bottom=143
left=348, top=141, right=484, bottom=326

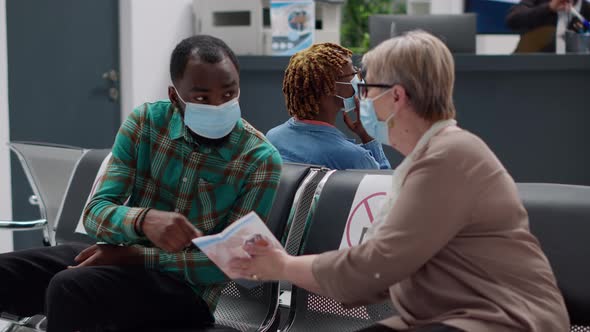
left=109, top=87, right=119, bottom=101
left=102, top=69, right=119, bottom=102
left=102, top=69, right=119, bottom=82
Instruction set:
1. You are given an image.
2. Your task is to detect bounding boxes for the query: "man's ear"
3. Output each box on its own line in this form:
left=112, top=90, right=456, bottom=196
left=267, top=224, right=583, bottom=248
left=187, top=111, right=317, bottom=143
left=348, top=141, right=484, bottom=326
left=168, top=86, right=180, bottom=109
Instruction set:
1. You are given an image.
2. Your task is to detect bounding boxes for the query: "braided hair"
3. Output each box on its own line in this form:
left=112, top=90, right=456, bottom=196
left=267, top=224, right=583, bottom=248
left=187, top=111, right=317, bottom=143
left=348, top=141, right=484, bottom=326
left=282, top=43, right=353, bottom=120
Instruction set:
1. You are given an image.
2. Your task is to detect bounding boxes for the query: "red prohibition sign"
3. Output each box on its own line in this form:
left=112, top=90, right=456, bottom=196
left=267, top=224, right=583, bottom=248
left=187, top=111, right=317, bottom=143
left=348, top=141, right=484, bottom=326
left=345, top=192, right=387, bottom=247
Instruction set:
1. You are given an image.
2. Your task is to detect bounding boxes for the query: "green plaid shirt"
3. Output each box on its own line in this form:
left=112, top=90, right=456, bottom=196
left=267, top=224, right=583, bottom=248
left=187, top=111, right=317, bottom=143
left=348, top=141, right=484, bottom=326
left=83, top=100, right=282, bottom=311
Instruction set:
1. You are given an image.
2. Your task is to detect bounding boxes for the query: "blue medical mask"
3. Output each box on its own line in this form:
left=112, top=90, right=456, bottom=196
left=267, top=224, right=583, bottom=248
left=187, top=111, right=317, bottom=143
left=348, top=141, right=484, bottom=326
left=360, top=89, right=395, bottom=146
left=175, top=88, right=241, bottom=139
left=335, top=75, right=363, bottom=112
left=335, top=94, right=356, bottom=112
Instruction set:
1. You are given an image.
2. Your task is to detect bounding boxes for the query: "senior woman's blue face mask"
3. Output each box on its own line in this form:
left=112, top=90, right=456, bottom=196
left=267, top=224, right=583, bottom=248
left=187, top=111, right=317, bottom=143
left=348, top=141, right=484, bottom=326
left=360, top=89, right=395, bottom=146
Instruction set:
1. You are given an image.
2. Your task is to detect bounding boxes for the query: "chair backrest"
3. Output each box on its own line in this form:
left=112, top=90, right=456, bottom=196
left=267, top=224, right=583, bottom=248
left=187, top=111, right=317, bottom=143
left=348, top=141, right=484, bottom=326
left=369, top=14, right=477, bottom=53
left=284, top=170, right=395, bottom=332
left=518, top=183, right=590, bottom=328
left=9, top=141, right=85, bottom=245
left=213, top=163, right=316, bottom=332
left=54, top=149, right=111, bottom=245
left=283, top=168, right=330, bottom=256
left=266, top=163, right=317, bottom=240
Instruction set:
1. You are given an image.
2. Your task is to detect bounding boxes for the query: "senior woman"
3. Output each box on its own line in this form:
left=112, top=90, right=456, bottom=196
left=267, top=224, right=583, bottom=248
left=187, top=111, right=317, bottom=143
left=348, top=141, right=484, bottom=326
left=229, top=31, right=569, bottom=332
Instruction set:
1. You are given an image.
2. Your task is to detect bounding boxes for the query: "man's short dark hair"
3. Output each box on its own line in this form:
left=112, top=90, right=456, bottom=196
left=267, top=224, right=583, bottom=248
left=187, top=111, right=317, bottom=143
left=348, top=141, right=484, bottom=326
left=169, top=35, right=239, bottom=83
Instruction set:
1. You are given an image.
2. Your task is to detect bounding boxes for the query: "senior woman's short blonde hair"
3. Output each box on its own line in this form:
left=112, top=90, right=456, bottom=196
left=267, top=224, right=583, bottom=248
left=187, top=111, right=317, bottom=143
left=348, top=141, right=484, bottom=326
left=362, top=30, right=456, bottom=122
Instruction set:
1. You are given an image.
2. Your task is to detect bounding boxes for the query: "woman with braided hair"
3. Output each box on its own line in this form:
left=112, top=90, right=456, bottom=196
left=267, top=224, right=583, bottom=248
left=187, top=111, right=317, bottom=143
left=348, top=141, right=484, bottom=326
left=266, top=43, right=391, bottom=170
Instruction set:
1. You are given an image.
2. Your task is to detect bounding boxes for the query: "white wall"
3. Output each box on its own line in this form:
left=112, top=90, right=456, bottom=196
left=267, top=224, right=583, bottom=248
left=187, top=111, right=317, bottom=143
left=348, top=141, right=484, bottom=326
left=430, top=0, right=464, bottom=14
left=0, top=0, right=14, bottom=253
left=477, top=35, right=520, bottom=55
left=119, top=0, right=194, bottom=121
left=408, top=0, right=464, bottom=15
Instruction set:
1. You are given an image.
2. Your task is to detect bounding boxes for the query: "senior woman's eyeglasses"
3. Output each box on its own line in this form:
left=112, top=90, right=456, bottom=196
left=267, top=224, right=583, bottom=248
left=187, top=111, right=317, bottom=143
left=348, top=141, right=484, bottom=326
left=356, top=82, right=412, bottom=100
left=356, top=83, right=395, bottom=100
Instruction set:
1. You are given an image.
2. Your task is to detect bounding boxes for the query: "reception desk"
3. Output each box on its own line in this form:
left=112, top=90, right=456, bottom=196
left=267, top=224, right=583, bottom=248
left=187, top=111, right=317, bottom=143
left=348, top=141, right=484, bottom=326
left=237, top=54, right=590, bottom=186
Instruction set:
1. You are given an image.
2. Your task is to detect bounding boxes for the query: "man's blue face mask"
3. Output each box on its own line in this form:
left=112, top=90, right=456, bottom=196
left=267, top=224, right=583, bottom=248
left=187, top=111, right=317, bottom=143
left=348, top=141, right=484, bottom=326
left=174, top=88, right=241, bottom=139
left=335, top=75, right=363, bottom=112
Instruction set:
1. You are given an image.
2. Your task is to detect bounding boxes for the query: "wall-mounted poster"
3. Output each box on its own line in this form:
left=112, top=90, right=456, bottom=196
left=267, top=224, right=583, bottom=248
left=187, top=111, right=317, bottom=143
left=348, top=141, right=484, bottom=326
left=271, top=0, right=315, bottom=55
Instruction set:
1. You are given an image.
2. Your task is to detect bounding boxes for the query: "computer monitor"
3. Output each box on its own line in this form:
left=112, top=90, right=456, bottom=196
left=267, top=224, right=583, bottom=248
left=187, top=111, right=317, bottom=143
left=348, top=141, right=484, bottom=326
left=368, top=14, right=477, bottom=53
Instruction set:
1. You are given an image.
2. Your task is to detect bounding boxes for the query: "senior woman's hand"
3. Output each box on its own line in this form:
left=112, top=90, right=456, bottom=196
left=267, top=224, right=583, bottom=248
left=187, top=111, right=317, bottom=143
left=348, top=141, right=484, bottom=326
left=228, top=238, right=291, bottom=281
left=228, top=239, right=326, bottom=295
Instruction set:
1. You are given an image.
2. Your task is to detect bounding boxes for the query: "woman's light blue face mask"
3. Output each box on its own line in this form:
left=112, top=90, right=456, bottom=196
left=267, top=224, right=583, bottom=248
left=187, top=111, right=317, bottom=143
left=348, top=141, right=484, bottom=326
left=174, top=88, right=241, bottom=139
left=360, top=89, right=395, bottom=146
left=335, top=75, right=363, bottom=112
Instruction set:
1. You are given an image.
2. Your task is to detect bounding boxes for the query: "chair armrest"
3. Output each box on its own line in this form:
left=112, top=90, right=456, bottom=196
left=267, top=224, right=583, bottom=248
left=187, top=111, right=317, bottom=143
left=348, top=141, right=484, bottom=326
left=0, top=219, right=47, bottom=230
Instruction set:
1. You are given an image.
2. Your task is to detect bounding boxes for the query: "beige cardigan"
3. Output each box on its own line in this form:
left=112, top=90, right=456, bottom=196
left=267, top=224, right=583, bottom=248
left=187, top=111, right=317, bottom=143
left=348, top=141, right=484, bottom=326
left=312, top=129, right=569, bottom=331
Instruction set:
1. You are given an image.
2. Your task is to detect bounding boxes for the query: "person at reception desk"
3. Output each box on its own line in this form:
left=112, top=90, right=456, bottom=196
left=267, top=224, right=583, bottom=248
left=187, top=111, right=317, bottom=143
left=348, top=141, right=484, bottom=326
left=506, top=0, right=590, bottom=52
left=230, top=31, right=569, bottom=332
left=266, top=43, right=391, bottom=170
left=0, top=35, right=282, bottom=331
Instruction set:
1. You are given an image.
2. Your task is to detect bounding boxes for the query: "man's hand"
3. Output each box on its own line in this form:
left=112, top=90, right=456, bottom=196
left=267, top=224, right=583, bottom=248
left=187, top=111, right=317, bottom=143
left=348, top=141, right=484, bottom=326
left=343, top=98, right=373, bottom=144
left=550, top=0, right=572, bottom=12
left=141, top=210, right=202, bottom=253
left=69, top=244, right=143, bottom=268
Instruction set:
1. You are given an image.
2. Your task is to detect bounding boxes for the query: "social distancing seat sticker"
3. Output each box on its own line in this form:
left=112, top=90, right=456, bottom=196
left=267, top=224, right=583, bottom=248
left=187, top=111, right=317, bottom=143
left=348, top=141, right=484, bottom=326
left=338, top=174, right=393, bottom=250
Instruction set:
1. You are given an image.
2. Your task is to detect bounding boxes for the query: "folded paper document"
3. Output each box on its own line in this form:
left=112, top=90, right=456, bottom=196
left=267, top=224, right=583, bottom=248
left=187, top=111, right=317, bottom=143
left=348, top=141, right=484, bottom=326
left=192, top=211, right=284, bottom=281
